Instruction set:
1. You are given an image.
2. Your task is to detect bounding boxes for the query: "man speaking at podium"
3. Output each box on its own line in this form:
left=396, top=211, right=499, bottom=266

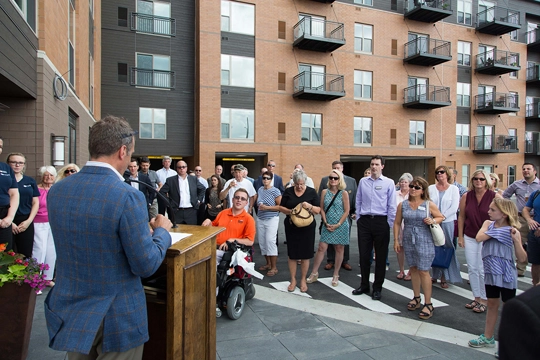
left=44, top=116, right=172, bottom=360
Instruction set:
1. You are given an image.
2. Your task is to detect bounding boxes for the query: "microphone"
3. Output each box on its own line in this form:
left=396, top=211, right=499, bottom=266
left=125, top=178, right=177, bottom=228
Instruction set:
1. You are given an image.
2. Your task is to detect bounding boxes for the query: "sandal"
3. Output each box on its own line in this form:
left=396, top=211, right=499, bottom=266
left=306, top=272, right=319, bottom=284
left=465, top=300, right=479, bottom=309
left=407, top=296, right=422, bottom=311
left=266, top=269, right=278, bottom=277
left=440, top=281, right=449, bottom=289
left=259, top=265, right=271, bottom=271
left=287, top=280, right=296, bottom=292
left=473, top=303, right=487, bottom=313
left=397, top=271, right=405, bottom=280
left=300, top=284, right=308, bottom=293
left=419, top=303, right=434, bottom=320
left=404, top=272, right=411, bottom=281
left=431, top=278, right=437, bottom=284
left=331, top=275, right=339, bottom=287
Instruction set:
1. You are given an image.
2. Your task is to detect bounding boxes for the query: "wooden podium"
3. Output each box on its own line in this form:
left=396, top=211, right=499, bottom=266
left=143, top=225, right=224, bottom=360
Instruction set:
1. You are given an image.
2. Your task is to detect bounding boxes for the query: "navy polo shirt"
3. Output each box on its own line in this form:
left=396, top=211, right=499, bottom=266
left=0, top=162, right=17, bottom=207
left=16, top=175, right=39, bottom=216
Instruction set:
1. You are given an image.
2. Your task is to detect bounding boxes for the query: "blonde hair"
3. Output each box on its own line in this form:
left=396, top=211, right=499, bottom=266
left=56, top=163, right=80, bottom=183
left=468, top=169, right=493, bottom=191
left=326, top=169, right=346, bottom=190
left=492, top=197, right=520, bottom=228
left=489, top=173, right=499, bottom=189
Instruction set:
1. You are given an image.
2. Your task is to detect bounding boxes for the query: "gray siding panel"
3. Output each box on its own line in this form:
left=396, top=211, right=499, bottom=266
left=457, top=66, right=472, bottom=84
left=221, top=32, right=255, bottom=57
left=456, top=108, right=471, bottom=124
left=221, top=86, right=255, bottom=109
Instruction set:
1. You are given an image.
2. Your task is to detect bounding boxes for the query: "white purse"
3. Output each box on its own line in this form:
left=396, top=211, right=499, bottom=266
left=426, top=203, right=445, bottom=247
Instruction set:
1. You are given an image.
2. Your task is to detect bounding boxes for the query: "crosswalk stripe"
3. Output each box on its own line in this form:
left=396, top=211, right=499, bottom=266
left=459, top=271, right=524, bottom=295
left=269, top=281, right=312, bottom=298
left=359, top=274, right=448, bottom=308
left=393, top=270, right=476, bottom=302
left=317, top=277, right=400, bottom=314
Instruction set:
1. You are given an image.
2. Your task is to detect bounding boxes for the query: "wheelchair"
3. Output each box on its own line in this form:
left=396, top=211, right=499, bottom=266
left=216, top=241, right=256, bottom=320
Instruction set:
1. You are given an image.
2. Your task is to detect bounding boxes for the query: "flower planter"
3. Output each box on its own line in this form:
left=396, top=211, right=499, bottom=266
left=0, top=283, right=37, bottom=360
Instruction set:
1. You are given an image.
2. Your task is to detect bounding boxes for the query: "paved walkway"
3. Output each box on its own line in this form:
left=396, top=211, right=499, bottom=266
left=28, top=287, right=496, bottom=360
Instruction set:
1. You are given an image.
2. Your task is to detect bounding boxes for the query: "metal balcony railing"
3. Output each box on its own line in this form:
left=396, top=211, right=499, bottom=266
left=527, top=64, right=540, bottom=81
left=294, top=72, right=344, bottom=92
left=526, top=100, right=540, bottom=118
left=476, top=49, right=519, bottom=69
left=403, top=84, right=450, bottom=103
left=474, top=135, right=518, bottom=152
left=130, top=68, right=175, bottom=89
left=526, top=28, right=540, bottom=45
left=404, top=38, right=451, bottom=58
left=131, top=13, right=176, bottom=36
left=404, top=0, right=452, bottom=13
left=293, top=18, right=345, bottom=43
left=474, top=92, right=518, bottom=110
left=525, top=139, right=540, bottom=155
left=476, top=6, right=520, bottom=28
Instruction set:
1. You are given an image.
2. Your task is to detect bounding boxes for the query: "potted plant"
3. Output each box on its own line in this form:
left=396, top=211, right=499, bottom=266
left=0, top=243, right=50, bottom=360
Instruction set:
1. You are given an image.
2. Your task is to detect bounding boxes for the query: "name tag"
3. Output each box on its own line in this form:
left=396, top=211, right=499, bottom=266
left=418, top=206, right=426, bottom=211
left=238, top=220, right=244, bottom=224
left=375, top=186, right=382, bottom=190
left=23, top=184, right=31, bottom=187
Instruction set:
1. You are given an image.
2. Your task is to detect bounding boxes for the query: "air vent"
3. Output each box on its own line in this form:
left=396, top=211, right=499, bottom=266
left=355, top=102, right=361, bottom=105
left=221, top=90, right=229, bottom=95
left=221, top=36, right=229, bottom=41
left=356, top=55, right=361, bottom=58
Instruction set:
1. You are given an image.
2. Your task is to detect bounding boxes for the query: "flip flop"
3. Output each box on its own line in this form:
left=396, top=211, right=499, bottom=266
left=258, top=265, right=271, bottom=271
left=404, top=273, right=412, bottom=281
left=440, top=281, right=449, bottom=289
left=266, top=269, right=278, bottom=277
left=396, top=272, right=405, bottom=280
left=300, top=284, right=308, bottom=293
left=287, top=280, right=296, bottom=292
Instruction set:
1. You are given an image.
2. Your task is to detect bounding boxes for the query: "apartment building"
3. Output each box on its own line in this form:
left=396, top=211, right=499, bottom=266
left=0, top=0, right=100, bottom=177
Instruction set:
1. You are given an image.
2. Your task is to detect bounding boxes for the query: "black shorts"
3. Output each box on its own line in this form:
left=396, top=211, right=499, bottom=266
left=527, top=232, right=540, bottom=265
left=485, top=284, right=516, bottom=303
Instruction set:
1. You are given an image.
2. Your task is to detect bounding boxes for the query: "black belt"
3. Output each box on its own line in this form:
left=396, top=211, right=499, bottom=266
left=175, top=207, right=193, bottom=210
left=361, top=214, right=387, bottom=218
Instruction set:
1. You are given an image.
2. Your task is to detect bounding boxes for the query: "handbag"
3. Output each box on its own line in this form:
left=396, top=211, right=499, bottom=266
left=289, top=202, right=313, bottom=228
left=431, top=246, right=455, bottom=268
left=319, top=190, right=341, bottom=235
left=426, top=204, right=445, bottom=247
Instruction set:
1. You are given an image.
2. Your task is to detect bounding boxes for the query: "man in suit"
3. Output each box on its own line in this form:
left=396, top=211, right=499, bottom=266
left=45, top=115, right=172, bottom=359
left=255, top=160, right=285, bottom=194
left=318, top=160, right=357, bottom=271
left=160, top=160, right=206, bottom=225
left=156, top=155, right=176, bottom=216
left=125, top=158, right=154, bottom=220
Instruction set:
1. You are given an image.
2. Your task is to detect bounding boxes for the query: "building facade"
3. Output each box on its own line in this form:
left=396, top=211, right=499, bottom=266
left=0, top=0, right=100, bottom=177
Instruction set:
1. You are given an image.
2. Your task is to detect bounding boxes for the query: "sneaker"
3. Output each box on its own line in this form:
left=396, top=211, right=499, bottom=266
left=468, top=334, right=495, bottom=348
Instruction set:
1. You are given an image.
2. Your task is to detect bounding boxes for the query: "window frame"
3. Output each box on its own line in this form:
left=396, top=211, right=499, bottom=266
left=457, top=83, right=471, bottom=107
left=457, top=0, right=472, bottom=25
left=301, top=113, right=322, bottom=144
left=457, top=41, right=471, bottom=66
left=456, top=123, right=470, bottom=148
left=354, top=0, right=373, bottom=6
left=354, top=70, right=373, bottom=101
left=354, top=23, right=373, bottom=54
left=409, top=120, right=425, bottom=147
left=507, top=165, right=516, bottom=186
left=139, top=107, right=167, bottom=140
left=221, top=54, right=255, bottom=88
left=221, top=0, right=255, bottom=36
left=68, top=0, right=76, bottom=87
left=354, top=116, right=372, bottom=146
left=221, top=108, right=255, bottom=141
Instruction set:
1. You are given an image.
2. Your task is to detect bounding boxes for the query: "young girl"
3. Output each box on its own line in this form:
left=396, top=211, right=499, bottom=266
left=468, top=198, right=527, bottom=352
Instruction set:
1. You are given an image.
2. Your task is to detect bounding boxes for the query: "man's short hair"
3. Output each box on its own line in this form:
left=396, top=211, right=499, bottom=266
left=139, top=156, right=150, bottom=164
left=130, top=158, right=139, bottom=165
left=162, top=156, right=171, bottom=162
left=371, top=155, right=385, bottom=165
left=234, top=188, right=249, bottom=198
left=332, top=160, right=343, bottom=167
left=89, top=116, right=135, bottom=158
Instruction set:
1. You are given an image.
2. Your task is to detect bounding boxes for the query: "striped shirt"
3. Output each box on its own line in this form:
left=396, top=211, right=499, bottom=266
left=256, top=186, right=281, bottom=220
left=482, top=222, right=517, bottom=288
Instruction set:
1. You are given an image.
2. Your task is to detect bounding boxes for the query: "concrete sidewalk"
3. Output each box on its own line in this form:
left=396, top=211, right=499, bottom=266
left=28, top=287, right=496, bottom=360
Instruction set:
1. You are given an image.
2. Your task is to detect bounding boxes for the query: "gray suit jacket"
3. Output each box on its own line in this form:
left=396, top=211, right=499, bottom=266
left=318, top=174, right=357, bottom=216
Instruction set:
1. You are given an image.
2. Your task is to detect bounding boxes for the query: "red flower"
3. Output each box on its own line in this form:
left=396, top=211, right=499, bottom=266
left=0, top=243, right=6, bottom=252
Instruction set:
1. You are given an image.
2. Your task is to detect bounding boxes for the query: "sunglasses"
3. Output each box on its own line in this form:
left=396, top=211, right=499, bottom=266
left=233, top=195, right=248, bottom=201
left=435, top=170, right=446, bottom=175
left=267, top=164, right=276, bottom=167
left=262, top=176, right=271, bottom=180
left=177, top=166, right=187, bottom=169
left=472, top=177, right=486, bottom=181
left=329, top=176, right=340, bottom=181
left=64, top=169, right=77, bottom=174
left=409, top=185, right=422, bottom=190
left=195, top=169, right=202, bottom=172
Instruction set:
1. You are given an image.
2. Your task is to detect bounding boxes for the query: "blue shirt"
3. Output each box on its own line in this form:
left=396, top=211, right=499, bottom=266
left=356, top=175, right=397, bottom=228
left=525, top=190, right=540, bottom=223
left=0, top=162, right=17, bottom=207
left=16, top=175, right=39, bottom=216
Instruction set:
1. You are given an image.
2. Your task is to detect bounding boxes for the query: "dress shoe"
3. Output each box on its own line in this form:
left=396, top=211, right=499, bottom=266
left=372, top=290, right=382, bottom=300
left=324, top=262, right=334, bottom=270
left=352, top=287, right=370, bottom=296
left=341, top=263, right=352, bottom=271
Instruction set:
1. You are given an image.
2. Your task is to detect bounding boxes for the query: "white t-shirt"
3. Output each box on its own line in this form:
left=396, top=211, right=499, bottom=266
left=222, top=178, right=256, bottom=211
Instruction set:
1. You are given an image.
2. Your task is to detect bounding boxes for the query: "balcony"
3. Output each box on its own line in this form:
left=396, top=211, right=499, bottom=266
left=475, top=50, right=520, bottom=75
left=404, top=0, right=452, bottom=23
left=131, top=13, right=176, bottom=36
left=293, top=18, right=345, bottom=52
left=474, top=92, right=519, bottom=114
left=403, top=38, right=451, bottom=66
left=293, top=72, right=345, bottom=101
left=403, top=85, right=451, bottom=109
left=476, top=7, right=520, bottom=35
left=527, top=64, right=540, bottom=84
left=525, top=139, right=540, bottom=155
left=526, top=99, right=540, bottom=120
left=473, top=135, right=518, bottom=153
left=130, top=68, right=175, bottom=89
left=527, top=28, right=540, bottom=50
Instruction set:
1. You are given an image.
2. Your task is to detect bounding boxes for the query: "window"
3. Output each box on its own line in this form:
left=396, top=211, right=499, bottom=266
left=456, top=124, right=470, bottom=148
left=407, top=33, right=428, bottom=57
left=221, top=108, right=254, bottom=140
left=457, top=0, right=472, bottom=25
left=457, top=41, right=471, bottom=66
left=301, top=113, right=322, bottom=143
left=298, top=14, right=325, bottom=38
left=13, top=0, right=36, bottom=32
left=510, top=29, right=518, bottom=41
left=478, top=1, right=495, bottom=24
left=462, top=165, right=470, bottom=186
left=354, top=0, right=373, bottom=6
left=478, top=85, right=494, bottom=107
left=221, top=0, right=254, bottom=35
left=508, top=166, right=516, bottom=186
left=89, top=54, right=94, bottom=114
left=118, top=7, right=128, bottom=26
left=509, top=70, right=518, bottom=78
left=354, top=117, right=372, bottom=145
left=221, top=55, right=254, bottom=88
left=68, top=0, right=75, bottom=87
left=118, top=63, right=128, bottom=82
left=354, top=70, right=372, bottom=100
left=354, top=23, right=373, bottom=53
left=136, top=53, right=171, bottom=88
left=68, top=110, right=77, bottom=164
left=136, top=0, right=171, bottom=35
left=457, top=83, right=471, bottom=107
left=140, top=108, right=166, bottom=139
left=509, top=92, right=518, bottom=115
left=477, top=164, right=493, bottom=173
left=478, top=44, right=495, bottom=67
left=298, top=64, right=325, bottom=90
left=477, top=125, right=493, bottom=150
left=406, top=77, right=427, bottom=102
left=409, top=121, right=425, bottom=147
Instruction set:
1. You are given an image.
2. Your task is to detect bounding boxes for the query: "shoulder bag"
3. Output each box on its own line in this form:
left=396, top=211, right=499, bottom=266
left=426, top=203, right=445, bottom=247
left=290, top=202, right=313, bottom=228
left=319, top=190, right=341, bottom=235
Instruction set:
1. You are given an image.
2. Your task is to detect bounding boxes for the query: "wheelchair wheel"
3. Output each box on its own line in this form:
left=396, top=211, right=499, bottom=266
left=226, top=286, right=245, bottom=320
left=245, top=282, right=256, bottom=301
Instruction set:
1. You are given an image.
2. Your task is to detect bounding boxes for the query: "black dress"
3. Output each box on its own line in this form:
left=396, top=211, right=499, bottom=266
left=281, top=186, right=319, bottom=260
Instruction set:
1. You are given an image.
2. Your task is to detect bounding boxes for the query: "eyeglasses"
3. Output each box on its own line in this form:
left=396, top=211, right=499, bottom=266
left=177, top=166, right=187, bottom=169
left=233, top=195, right=248, bottom=201
left=435, top=170, right=446, bottom=175
left=329, top=176, right=339, bottom=181
left=262, top=176, right=271, bottom=180
left=409, top=185, right=422, bottom=190
left=267, top=164, right=276, bottom=167
left=64, top=169, right=77, bottom=174
left=8, top=161, right=25, bottom=166
left=472, top=177, right=486, bottom=181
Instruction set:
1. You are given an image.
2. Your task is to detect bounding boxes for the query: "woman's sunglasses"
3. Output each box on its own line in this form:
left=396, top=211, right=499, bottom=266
left=409, top=185, right=422, bottom=190
left=64, top=169, right=77, bottom=174
left=329, top=176, right=340, bottom=181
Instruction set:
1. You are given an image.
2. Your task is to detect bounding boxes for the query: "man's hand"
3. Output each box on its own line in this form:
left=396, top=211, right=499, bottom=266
left=150, top=214, right=173, bottom=232
left=219, top=242, right=229, bottom=251
left=202, top=219, right=212, bottom=226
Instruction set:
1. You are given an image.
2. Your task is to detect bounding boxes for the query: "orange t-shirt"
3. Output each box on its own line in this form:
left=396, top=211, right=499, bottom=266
left=211, top=208, right=256, bottom=245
